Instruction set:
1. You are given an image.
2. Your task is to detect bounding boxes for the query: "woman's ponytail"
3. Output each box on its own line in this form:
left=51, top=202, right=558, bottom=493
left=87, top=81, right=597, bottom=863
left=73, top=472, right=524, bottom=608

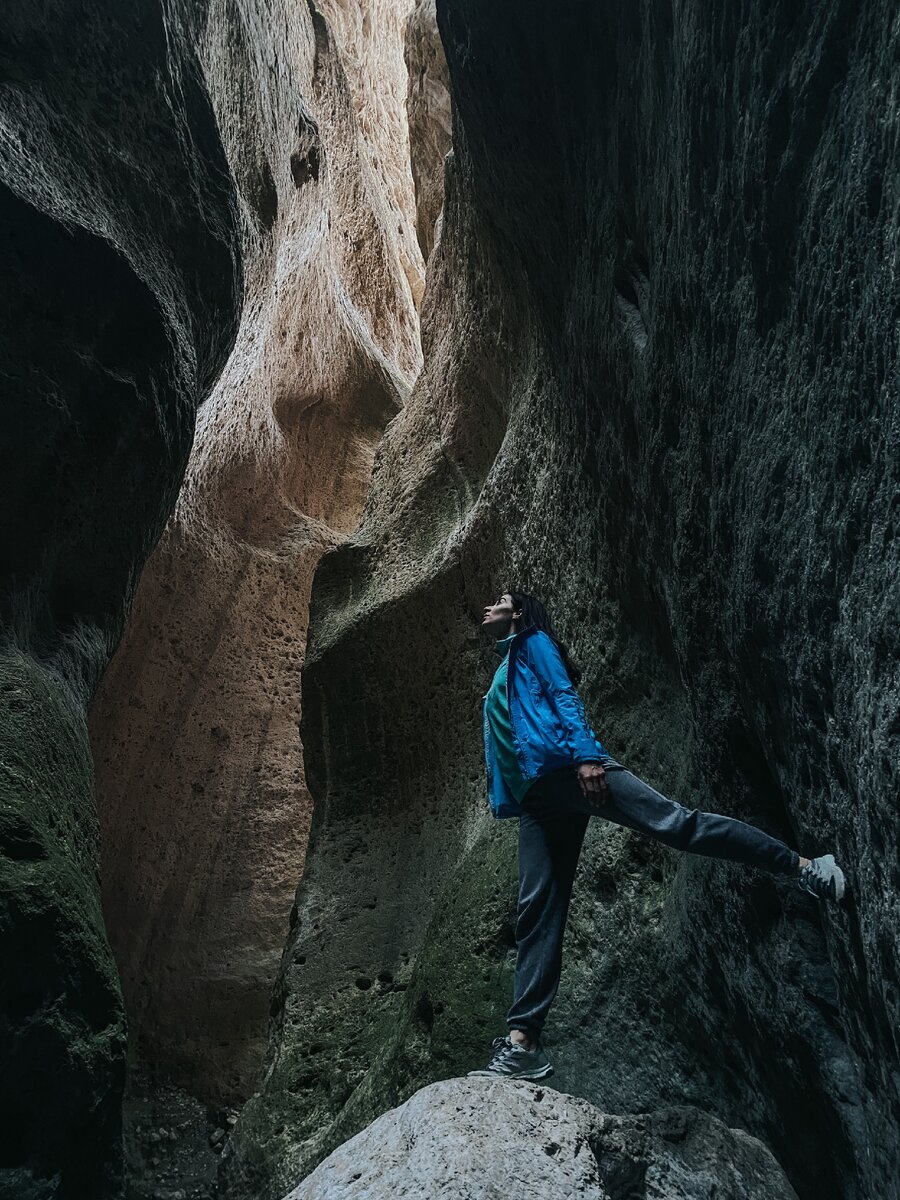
left=508, top=590, right=582, bottom=685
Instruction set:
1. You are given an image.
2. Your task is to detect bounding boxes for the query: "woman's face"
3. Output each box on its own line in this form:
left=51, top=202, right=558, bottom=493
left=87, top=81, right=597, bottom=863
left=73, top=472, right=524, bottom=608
left=482, top=593, right=518, bottom=633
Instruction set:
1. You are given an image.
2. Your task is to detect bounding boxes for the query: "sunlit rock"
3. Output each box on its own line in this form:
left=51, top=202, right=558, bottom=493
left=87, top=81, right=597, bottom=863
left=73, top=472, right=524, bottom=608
left=88, top=0, right=422, bottom=1103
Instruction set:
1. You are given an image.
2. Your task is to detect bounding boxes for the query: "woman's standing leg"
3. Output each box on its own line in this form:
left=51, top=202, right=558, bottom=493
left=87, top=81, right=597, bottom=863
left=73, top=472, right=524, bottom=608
left=504, top=807, right=589, bottom=1041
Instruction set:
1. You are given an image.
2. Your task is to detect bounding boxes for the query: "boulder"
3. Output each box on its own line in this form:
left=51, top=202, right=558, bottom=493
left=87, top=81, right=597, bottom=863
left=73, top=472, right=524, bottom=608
left=286, top=1079, right=798, bottom=1200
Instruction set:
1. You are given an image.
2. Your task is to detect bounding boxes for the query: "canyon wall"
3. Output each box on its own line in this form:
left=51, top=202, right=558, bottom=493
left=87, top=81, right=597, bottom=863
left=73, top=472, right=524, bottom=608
left=317, top=0, right=424, bottom=301
left=405, top=0, right=451, bottom=260
left=224, top=2, right=899, bottom=1199
left=1, top=0, right=427, bottom=1189
left=0, top=1, right=241, bottom=1195
left=3, top=0, right=898, bottom=1197
left=88, top=0, right=422, bottom=1103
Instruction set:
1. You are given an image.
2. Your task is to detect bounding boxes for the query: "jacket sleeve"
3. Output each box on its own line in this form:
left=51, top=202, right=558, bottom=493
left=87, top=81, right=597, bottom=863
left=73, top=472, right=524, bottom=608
left=527, top=632, right=605, bottom=762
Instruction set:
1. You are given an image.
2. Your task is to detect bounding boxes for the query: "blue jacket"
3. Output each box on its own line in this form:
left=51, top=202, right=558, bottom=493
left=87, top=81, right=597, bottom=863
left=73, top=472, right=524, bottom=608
left=482, top=626, right=606, bottom=818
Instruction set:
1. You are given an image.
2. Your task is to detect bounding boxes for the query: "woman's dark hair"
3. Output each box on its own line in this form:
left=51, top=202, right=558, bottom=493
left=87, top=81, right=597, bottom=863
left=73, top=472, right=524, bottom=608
left=508, top=590, right=582, bottom=685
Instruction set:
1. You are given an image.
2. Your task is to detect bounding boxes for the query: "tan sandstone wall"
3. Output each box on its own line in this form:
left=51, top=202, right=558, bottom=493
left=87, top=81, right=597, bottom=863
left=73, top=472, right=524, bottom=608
left=89, top=0, right=423, bottom=1101
left=317, top=0, right=425, bottom=303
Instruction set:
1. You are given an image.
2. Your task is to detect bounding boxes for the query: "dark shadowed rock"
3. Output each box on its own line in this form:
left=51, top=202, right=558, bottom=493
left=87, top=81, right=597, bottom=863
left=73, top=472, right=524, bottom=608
left=223, top=2, right=900, bottom=1199
left=284, top=1079, right=798, bottom=1200
left=0, top=0, right=241, bottom=1194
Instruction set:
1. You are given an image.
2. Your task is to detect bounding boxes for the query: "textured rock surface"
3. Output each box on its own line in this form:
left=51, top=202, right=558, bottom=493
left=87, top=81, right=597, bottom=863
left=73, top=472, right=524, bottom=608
left=224, top=2, right=900, bottom=1199
left=121, top=1065, right=232, bottom=1200
left=88, top=0, right=422, bottom=1104
left=0, top=1, right=241, bottom=1195
left=318, top=0, right=425, bottom=303
left=405, top=0, right=451, bottom=260
left=286, top=1079, right=798, bottom=1200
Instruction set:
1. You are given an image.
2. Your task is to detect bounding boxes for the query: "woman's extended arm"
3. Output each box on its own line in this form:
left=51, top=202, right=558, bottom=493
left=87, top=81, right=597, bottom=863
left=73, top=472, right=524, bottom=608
left=527, top=633, right=609, bottom=804
left=526, top=632, right=604, bottom=763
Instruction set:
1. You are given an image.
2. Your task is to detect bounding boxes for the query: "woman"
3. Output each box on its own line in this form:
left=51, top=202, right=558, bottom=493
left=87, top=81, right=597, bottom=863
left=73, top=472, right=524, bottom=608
left=469, top=591, right=846, bottom=1081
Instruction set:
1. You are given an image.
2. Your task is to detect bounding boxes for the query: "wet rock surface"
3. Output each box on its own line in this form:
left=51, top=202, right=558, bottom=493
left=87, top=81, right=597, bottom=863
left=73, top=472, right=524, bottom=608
left=223, top=2, right=900, bottom=1199
left=284, top=1079, right=798, bottom=1200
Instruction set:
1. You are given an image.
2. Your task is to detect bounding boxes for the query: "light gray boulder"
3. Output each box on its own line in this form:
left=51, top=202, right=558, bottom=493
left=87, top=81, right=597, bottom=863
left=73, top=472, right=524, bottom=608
left=284, top=1078, right=798, bottom=1200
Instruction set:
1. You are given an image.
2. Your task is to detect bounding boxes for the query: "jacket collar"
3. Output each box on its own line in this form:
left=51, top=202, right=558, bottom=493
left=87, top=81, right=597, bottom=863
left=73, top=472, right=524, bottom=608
left=493, top=632, right=516, bottom=657
left=494, top=623, right=538, bottom=656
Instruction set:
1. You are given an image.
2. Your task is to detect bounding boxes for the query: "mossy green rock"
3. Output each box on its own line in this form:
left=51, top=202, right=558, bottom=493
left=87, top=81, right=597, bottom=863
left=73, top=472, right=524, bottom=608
left=0, top=0, right=241, bottom=1192
left=0, top=653, right=126, bottom=1199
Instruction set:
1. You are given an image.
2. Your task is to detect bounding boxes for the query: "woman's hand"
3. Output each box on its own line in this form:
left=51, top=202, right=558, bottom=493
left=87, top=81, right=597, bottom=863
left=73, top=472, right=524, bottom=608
left=576, top=761, right=609, bottom=809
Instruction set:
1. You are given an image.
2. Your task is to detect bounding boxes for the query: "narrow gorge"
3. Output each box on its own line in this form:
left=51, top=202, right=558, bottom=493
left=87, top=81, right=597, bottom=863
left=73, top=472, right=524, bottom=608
left=1, top=2, right=897, bottom=1200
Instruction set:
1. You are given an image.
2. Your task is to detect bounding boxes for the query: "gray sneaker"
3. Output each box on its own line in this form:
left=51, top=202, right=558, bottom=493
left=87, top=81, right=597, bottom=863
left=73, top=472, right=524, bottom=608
left=467, top=1035, right=554, bottom=1081
left=798, top=853, right=846, bottom=904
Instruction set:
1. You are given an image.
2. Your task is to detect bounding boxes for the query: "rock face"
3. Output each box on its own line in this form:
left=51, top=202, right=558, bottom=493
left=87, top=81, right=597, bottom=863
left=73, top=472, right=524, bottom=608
left=404, top=0, right=451, bottom=260
left=0, top=1, right=241, bottom=1195
left=224, top=2, right=900, bottom=1199
left=286, top=1079, right=798, bottom=1200
left=318, top=0, right=426, bottom=303
left=88, top=0, right=422, bottom=1103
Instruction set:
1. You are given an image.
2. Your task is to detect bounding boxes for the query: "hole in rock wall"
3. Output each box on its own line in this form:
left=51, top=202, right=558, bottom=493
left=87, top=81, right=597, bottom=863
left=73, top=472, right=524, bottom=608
left=250, top=158, right=279, bottom=230
left=613, top=259, right=650, bottom=357
left=291, top=145, right=321, bottom=187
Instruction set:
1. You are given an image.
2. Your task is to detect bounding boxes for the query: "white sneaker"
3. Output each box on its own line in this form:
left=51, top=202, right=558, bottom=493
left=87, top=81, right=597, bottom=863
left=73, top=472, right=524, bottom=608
left=798, top=853, right=846, bottom=903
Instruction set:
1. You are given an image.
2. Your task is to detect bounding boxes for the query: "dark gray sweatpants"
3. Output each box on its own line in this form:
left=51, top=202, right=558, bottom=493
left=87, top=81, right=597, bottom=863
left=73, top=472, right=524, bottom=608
left=505, top=760, right=799, bottom=1040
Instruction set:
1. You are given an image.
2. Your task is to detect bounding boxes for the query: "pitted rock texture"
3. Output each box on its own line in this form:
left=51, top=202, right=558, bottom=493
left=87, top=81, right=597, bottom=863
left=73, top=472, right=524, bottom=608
left=220, top=147, right=523, bottom=1200
left=224, top=2, right=899, bottom=1199
left=88, top=0, right=422, bottom=1103
left=285, top=1080, right=798, bottom=1200
left=0, top=0, right=241, bottom=1195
